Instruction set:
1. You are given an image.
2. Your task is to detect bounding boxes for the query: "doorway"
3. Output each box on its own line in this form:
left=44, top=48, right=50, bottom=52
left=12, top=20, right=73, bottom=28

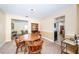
left=11, top=19, right=28, bottom=40
left=54, top=16, right=65, bottom=45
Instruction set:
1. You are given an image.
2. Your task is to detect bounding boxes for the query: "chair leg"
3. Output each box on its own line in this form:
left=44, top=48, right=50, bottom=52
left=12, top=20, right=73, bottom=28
left=24, top=46, right=27, bottom=54
left=21, top=46, right=23, bottom=51
left=16, top=47, right=19, bottom=54
left=39, top=52, right=41, bottom=54
left=28, top=51, right=31, bottom=54
left=24, top=48, right=26, bottom=54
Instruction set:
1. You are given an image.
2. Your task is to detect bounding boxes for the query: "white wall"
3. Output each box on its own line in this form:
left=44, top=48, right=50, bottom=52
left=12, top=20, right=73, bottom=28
left=0, top=10, right=6, bottom=46
left=77, top=5, right=79, bottom=35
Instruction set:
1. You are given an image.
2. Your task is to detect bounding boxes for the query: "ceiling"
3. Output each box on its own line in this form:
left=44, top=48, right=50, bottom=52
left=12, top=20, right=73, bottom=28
left=0, top=4, right=72, bottom=19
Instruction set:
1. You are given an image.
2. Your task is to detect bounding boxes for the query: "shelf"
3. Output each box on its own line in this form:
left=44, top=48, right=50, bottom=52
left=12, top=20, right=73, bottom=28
left=31, top=23, right=38, bottom=33
left=63, top=39, right=76, bottom=46
left=63, top=45, right=77, bottom=54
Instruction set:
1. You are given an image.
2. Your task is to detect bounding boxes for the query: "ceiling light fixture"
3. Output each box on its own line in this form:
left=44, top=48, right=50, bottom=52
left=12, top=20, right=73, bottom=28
left=25, top=16, right=28, bottom=17
left=30, top=9, right=34, bottom=11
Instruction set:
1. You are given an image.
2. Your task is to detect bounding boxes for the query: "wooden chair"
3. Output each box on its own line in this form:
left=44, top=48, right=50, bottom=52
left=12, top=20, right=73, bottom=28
left=27, top=40, right=43, bottom=54
left=15, top=35, right=25, bottom=54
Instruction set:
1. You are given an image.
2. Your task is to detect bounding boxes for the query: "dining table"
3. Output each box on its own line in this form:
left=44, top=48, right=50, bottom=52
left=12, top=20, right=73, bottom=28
left=15, top=33, right=42, bottom=53
left=17, top=33, right=41, bottom=42
left=19, top=33, right=41, bottom=49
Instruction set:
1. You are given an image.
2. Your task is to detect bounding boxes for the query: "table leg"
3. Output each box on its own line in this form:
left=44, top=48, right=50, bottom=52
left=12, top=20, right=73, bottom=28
left=61, top=41, right=63, bottom=54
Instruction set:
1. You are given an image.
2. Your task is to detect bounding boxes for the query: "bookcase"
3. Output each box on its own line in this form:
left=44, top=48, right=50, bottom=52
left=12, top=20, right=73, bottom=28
left=31, top=23, right=38, bottom=33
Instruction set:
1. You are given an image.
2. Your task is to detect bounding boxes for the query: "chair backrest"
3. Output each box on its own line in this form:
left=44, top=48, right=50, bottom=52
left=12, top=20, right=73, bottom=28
left=28, top=40, right=43, bottom=53
left=15, top=35, right=24, bottom=47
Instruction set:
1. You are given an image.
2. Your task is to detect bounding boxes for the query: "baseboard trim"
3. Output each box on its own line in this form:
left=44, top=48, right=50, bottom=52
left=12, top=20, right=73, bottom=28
left=0, top=40, right=11, bottom=48
left=0, top=41, right=6, bottom=48
left=42, top=37, right=54, bottom=43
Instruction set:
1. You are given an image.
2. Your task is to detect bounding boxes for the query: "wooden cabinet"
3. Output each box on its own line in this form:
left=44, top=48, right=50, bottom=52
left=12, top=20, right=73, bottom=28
left=31, top=23, right=38, bottom=33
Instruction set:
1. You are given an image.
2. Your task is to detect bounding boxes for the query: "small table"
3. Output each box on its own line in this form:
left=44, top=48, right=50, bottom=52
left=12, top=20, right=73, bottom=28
left=61, top=38, right=79, bottom=54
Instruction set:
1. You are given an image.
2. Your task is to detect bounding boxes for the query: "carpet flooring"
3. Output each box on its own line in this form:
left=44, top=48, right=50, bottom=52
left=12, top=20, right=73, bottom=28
left=0, top=39, right=61, bottom=54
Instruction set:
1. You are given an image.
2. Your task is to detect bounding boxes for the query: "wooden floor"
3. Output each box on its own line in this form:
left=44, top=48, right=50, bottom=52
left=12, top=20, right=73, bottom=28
left=0, top=39, right=61, bottom=54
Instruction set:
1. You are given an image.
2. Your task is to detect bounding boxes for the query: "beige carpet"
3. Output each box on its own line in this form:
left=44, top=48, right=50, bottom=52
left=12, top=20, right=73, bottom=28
left=0, top=39, right=61, bottom=54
